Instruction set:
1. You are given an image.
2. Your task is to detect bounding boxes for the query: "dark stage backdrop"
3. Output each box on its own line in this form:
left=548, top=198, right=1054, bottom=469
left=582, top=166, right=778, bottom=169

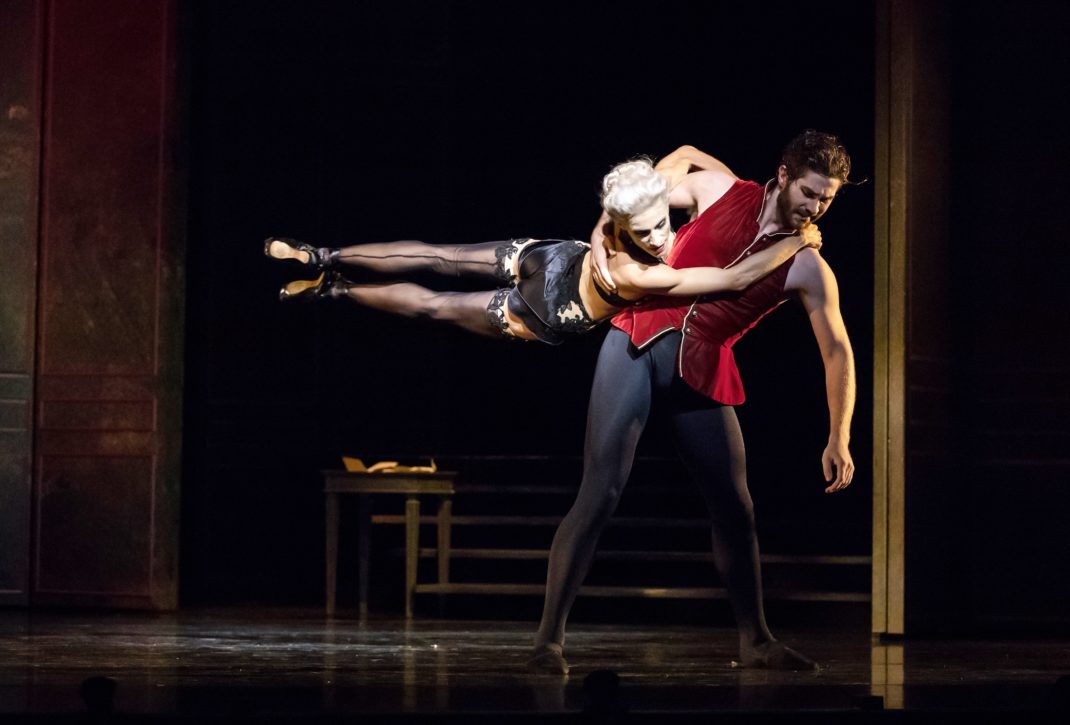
left=182, top=0, right=878, bottom=607
left=944, top=3, right=1070, bottom=630
left=879, top=0, right=1070, bottom=633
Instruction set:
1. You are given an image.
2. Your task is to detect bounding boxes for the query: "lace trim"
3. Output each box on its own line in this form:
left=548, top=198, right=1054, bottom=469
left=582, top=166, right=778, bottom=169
left=493, top=238, right=537, bottom=283
left=485, top=287, right=515, bottom=338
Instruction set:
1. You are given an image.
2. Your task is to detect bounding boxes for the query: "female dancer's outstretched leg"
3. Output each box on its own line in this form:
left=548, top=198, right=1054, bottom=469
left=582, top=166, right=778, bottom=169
left=338, top=282, right=504, bottom=338
left=267, top=237, right=526, bottom=284
left=334, top=240, right=516, bottom=282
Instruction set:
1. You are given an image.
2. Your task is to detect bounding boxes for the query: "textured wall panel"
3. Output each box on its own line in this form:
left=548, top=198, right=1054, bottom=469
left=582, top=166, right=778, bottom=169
left=37, top=1, right=165, bottom=376
left=0, top=0, right=43, bottom=604
left=33, top=0, right=182, bottom=609
left=35, top=455, right=154, bottom=595
left=40, top=400, right=155, bottom=431
left=0, top=398, right=32, bottom=431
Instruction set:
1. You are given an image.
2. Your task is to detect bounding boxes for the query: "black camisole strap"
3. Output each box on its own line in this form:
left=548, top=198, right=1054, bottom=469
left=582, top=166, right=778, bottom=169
left=593, top=278, right=636, bottom=308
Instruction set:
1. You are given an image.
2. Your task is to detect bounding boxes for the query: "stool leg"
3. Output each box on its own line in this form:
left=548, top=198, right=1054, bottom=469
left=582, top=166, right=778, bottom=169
left=358, top=493, right=372, bottom=618
left=437, top=497, right=452, bottom=584
left=325, top=492, right=339, bottom=617
left=436, top=497, right=452, bottom=617
left=405, top=496, right=420, bottom=618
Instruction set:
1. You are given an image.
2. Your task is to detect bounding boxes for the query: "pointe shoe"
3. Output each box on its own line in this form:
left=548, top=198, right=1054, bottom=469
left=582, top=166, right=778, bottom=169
left=527, top=643, right=570, bottom=676
left=734, top=641, right=820, bottom=671
left=278, top=271, right=344, bottom=301
left=264, top=237, right=335, bottom=270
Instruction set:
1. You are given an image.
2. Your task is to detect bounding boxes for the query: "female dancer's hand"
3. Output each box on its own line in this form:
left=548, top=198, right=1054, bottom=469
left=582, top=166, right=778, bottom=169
left=799, top=224, right=822, bottom=249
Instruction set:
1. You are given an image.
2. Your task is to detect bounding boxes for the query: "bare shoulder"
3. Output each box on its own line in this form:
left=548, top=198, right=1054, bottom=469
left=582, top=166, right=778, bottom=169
left=785, top=248, right=838, bottom=294
left=672, top=170, right=736, bottom=215
left=682, top=169, right=737, bottom=200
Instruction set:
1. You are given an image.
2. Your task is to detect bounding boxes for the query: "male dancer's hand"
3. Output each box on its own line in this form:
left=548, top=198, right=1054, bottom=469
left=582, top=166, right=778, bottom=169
left=822, top=440, right=854, bottom=493
left=590, top=218, right=618, bottom=292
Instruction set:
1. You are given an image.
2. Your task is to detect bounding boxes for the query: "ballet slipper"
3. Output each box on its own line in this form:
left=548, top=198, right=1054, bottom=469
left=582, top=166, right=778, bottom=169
left=278, top=271, right=344, bottom=301
left=734, top=641, right=820, bottom=671
left=264, top=237, right=336, bottom=270
left=527, top=643, right=570, bottom=676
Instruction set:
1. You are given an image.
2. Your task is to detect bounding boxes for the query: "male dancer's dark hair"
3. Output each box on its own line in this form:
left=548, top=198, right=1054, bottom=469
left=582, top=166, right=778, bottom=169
left=780, top=129, right=851, bottom=182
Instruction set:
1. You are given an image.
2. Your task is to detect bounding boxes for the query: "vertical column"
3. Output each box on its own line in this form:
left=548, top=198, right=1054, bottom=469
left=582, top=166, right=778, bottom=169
left=32, top=0, right=183, bottom=609
left=0, top=0, right=44, bottom=606
left=873, top=0, right=953, bottom=634
left=871, top=0, right=892, bottom=635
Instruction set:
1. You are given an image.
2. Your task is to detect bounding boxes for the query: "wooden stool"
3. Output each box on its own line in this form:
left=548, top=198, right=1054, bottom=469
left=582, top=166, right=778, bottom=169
left=323, top=470, right=456, bottom=617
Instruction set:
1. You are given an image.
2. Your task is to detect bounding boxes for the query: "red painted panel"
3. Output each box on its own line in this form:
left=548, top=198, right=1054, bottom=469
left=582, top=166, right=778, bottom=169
left=40, top=400, right=156, bottom=432
left=38, top=0, right=168, bottom=376
left=33, top=0, right=182, bottom=609
left=35, top=455, right=154, bottom=595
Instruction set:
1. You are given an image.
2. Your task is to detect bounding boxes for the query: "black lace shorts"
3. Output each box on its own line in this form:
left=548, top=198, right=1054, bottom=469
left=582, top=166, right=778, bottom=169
left=484, top=239, right=598, bottom=345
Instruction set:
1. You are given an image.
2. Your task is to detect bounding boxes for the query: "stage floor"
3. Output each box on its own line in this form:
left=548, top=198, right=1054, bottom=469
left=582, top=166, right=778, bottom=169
left=0, top=608, right=1066, bottom=721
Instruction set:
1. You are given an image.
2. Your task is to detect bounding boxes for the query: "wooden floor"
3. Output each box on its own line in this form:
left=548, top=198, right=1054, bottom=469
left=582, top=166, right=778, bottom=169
left=0, top=607, right=1066, bottom=723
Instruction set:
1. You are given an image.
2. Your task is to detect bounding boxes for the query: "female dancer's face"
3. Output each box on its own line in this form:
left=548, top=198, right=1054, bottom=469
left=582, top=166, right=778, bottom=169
left=620, top=199, right=674, bottom=259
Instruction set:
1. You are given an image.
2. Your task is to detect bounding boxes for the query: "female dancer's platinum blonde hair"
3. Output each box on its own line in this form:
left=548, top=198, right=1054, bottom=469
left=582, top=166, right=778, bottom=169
left=600, top=158, right=669, bottom=223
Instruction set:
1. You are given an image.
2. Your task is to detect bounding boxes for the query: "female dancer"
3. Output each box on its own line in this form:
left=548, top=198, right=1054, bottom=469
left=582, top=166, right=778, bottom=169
left=265, top=159, right=819, bottom=343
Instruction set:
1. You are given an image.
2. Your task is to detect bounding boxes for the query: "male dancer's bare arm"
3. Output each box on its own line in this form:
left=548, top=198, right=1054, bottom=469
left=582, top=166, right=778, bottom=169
left=787, top=249, right=856, bottom=493
left=654, top=144, right=737, bottom=192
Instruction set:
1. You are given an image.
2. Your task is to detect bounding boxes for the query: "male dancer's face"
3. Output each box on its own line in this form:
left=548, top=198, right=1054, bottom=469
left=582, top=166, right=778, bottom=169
left=775, top=166, right=842, bottom=230
left=619, top=199, right=674, bottom=259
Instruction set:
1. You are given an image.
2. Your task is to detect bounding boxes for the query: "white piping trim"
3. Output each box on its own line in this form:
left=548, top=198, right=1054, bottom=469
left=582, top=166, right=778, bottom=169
left=721, top=179, right=793, bottom=269
left=677, top=297, right=702, bottom=376
left=634, top=326, right=678, bottom=351
left=756, top=178, right=776, bottom=223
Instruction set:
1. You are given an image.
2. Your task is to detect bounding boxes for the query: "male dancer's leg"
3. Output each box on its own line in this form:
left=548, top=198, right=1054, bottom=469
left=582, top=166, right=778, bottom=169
left=531, top=328, right=655, bottom=673
left=668, top=383, right=818, bottom=670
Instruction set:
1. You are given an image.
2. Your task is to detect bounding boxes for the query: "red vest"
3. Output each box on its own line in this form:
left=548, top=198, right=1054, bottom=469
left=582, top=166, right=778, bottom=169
left=611, top=179, right=797, bottom=405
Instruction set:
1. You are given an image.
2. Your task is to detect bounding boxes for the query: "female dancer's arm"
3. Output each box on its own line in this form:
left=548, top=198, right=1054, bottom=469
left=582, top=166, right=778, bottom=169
left=592, top=145, right=737, bottom=292
left=618, top=229, right=820, bottom=297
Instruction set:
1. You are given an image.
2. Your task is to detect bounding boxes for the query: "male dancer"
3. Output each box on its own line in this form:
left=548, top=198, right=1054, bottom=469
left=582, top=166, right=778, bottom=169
left=529, top=130, right=856, bottom=674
